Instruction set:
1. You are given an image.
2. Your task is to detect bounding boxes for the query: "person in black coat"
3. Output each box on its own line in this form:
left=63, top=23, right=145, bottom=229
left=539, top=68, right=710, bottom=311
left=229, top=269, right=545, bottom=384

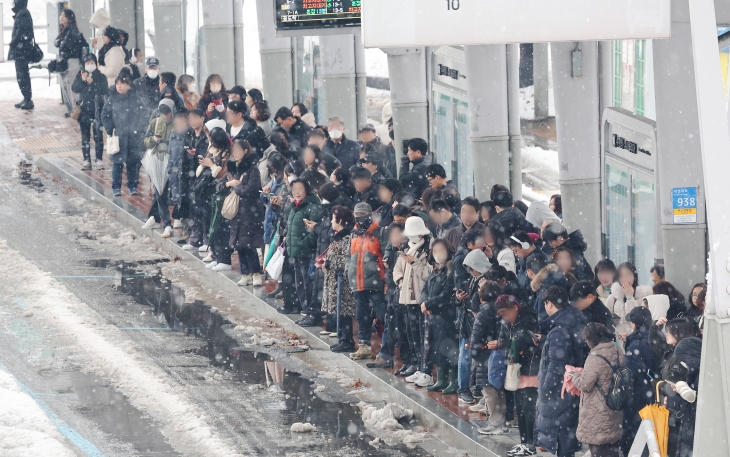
left=570, top=280, right=615, bottom=339
left=620, top=307, right=660, bottom=457
left=534, top=286, right=587, bottom=457
left=274, top=107, right=312, bottom=149
left=197, top=74, right=227, bottom=121
left=399, top=138, right=430, bottom=199
left=226, top=100, right=271, bottom=159
left=508, top=229, right=549, bottom=303
left=133, top=57, right=161, bottom=118
left=492, top=191, right=537, bottom=237
left=321, top=117, right=360, bottom=170
left=352, top=168, right=382, bottom=211
left=9, top=0, right=35, bottom=109
left=72, top=54, right=108, bottom=169
left=223, top=140, right=266, bottom=285
left=372, top=178, right=401, bottom=228
left=185, top=109, right=211, bottom=249
left=543, top=222, right=594, bottom=281
left=55, top=9, right=86, bottom=114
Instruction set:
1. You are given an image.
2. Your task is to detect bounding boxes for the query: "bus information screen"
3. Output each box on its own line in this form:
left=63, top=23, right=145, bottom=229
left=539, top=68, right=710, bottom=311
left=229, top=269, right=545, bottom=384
left=275, top=0, right=361, bottom=31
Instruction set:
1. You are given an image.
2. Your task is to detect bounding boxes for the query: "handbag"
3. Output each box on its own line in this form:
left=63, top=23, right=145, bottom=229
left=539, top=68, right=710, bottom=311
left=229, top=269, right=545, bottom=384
left=504, top=339, right=522, bottom=391
left=221, top=174, right=243, bottom=220
left=107, top=129, right=120, bottom=155
left=265, top=245, right=285, bottom=280
left=30, top=38, right=44, bottom=64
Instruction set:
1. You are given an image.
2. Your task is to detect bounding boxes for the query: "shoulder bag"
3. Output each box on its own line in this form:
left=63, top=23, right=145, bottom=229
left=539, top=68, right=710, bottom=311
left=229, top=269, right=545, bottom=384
left=107, top=129, right=120, bottom=155
left=504, top=338, right=522, bottom=391
left=221, top=174, right=243, bottom=220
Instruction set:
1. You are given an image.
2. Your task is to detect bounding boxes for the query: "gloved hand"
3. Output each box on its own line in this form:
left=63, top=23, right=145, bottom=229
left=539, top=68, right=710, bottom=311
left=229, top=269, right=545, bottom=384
left=400, top=156, right=410, bottom=166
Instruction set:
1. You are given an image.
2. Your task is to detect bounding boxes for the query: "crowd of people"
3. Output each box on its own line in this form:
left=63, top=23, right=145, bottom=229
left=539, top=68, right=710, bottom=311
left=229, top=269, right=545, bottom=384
left=9, top=6, right=706, bottom=457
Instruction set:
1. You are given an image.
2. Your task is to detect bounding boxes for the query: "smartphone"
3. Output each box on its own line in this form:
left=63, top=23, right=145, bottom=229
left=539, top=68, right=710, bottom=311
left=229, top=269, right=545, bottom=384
left=527, top=330, right=539, bottom=345
left=647, top=369, right=658, bottom=381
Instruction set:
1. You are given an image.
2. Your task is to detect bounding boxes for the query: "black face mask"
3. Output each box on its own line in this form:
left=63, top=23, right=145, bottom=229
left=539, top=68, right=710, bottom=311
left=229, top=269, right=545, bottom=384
left=355, top=215, right=372, bottom=229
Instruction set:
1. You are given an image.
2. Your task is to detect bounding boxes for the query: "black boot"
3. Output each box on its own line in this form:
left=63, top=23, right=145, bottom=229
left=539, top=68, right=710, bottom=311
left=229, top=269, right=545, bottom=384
left=14, top=100, right=24, bottom=108
left=19, top=99, right=34, bottom=110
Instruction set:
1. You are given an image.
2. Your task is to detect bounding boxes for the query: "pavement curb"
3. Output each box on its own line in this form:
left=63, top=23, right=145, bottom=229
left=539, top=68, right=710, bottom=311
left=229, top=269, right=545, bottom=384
left=37, top=156, right=508, bottom=457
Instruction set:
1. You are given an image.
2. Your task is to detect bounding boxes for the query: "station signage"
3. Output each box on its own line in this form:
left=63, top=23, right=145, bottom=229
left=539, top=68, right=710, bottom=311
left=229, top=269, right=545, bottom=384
left=275, top=0, right=361, bottom=32
left=362, top=0, right=670, bottom=48
left=672, top=187, right=698, bottom=224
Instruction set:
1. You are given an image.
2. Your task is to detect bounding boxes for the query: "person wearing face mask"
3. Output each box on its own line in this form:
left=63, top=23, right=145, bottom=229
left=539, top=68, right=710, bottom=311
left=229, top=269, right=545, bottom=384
left=198, top=74, right=227, bottom=121
left=177, top=74, right=199, bottom=111
left=128, top=48, right=143, bottom=80
left=72, top=54, right=108, bottom=170
left=322, top=116, right=360, bottom=170
left=133, top=57, right=161, bottom=117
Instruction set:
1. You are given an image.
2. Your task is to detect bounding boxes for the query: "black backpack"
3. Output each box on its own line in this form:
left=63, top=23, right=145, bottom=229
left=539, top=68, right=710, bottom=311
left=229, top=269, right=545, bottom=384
left=591, top=349, right=634, bottom=411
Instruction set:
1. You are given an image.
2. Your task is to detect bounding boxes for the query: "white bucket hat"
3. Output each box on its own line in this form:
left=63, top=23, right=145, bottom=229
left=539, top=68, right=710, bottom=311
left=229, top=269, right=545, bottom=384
left=402, top=216, right=431, bottom=237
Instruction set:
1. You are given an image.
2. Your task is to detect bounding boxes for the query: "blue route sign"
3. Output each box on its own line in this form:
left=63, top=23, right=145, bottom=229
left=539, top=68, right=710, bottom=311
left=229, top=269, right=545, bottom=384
left=672, top=187, right=697, bottom=224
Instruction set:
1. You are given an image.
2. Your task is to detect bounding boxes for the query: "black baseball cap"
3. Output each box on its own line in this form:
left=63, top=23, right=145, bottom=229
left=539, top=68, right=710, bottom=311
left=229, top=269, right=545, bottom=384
left=226, top=85, right=247, bottom=98
left=359, top=123, right=376, bottom=133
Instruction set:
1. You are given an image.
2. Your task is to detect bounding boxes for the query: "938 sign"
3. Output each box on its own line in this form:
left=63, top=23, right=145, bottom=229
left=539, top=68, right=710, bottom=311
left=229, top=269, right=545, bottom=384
left=672, top=187, right=698, bottom=224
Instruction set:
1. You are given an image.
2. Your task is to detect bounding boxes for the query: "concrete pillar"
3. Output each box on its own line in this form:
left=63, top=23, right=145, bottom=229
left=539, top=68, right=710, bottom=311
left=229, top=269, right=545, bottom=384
left=533, top=43, right=550, bottom=120
left=507, top=44, right=523, bottom=200
left=68, top=0, right=93, bottom=39
left=385, top=47, right=429, bottom=171
left=354, top=34, right=368, bottom=130
left=551, top=41, right=601, bottom=266
left=652, top=0, right=707, bottom=290
left=201, top=0, right=236, bottom=87
left=465, top=44, right=509, bottom=201
left=255, top=0, right=293, bottom=110
left=233, top=1, right=245, bottom=86
left=152, top=0, right=184, bottom=77
left=319, top=35, right=358, bottom=134
left=108, top=0, right=144, bottom=50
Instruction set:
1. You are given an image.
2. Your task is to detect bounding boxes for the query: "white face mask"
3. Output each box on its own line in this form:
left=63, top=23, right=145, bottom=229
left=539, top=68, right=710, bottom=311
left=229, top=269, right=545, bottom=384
left=84, top=64, right=96, bottom=73
left=147, top=69, right=159, bottom=79
left=215, top=104, right=226, bottom=113
left=210, top=83, right=222, bottom=93
left=130, top=55, right=137, bottom=64
left=288, top=176, right=296, bottom=184
left=329, top=129, right=343, bottom=140
left=320, top=198, right=330, bottom=205
left=188, top=83, right=196, bottom=93
left=408, top=236, right=421, bottom=243
left=433, top=253, right=447, bottom=265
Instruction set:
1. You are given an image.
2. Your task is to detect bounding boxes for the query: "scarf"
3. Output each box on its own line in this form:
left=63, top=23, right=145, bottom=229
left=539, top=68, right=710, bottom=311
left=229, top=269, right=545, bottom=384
left=405, top=238, right=425, bottom=256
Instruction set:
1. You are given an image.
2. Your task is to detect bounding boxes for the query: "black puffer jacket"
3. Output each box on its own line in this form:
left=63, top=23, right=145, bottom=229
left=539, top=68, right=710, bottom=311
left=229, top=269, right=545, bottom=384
left=421, top=262, right=458, bottom=367
left=353, top=183, right=382, bottom=211
left=561, top=230, right=594, bottom=281
left=492, top=206, right=536, bottom=237
left=133, top=75, right=161, bottom=116
left=55, top=24, right=86, bottom=60
left=71, top=69, right=107, bottom=120
left=8, top=0, right=33, bottom=62
left=229, top=118, right=271, bottom=159
left=470, top=300, right=501, bottom=389
left=498, top=307, right=540, bottom=376
left=287, top=117, right=312, bottom=149
left=101, top=86, right=148, bottom=164
left=312, top=193, right=351, bottom=258
left=399, top=157, right=429, bottom=199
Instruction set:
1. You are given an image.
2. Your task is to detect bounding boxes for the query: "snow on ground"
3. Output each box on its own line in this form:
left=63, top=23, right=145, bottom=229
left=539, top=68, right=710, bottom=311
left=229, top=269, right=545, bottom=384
left=0, top=238, right=245, bottom=457
left=520, top=85, right=535, bottom=120
left=522, top=145, right=559, bottom=188
left=0, top=370, right=76, bottom=457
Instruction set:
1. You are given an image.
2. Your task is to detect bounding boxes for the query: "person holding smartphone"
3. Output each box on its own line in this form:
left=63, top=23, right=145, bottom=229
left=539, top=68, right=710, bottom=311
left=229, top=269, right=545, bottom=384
left=72, top=53, right=108, bottom=170
left=182, top=109, right=211, bottom=252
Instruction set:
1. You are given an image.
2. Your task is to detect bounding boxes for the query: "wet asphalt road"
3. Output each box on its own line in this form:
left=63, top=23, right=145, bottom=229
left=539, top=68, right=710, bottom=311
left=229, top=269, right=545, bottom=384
left=0, top=147, right=431, bottom=455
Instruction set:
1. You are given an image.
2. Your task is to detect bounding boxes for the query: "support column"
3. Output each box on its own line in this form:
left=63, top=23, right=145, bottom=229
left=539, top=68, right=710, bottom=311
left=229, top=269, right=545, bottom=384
left=152, top=0, right=184, bottom=76
left=533, top=43, right=550, bottom=119
left=319, top=35, right=358, bottom=133
left=354, top=34, right=368, bottom=130
left=551, top=41, right=601, bottom=266
left=108, top=0, right=144, bottom=50
left=653, top=0, right=707, bottom=290
left=689, top=0, right=730, bottom=452
left=385, top=47, right=429, bottom=171
left=201, top=0, right=236, bottom=87
left=465, top=44, right=509, bottom=201
left=507, top=44, right=523, bottom=200
left=68, top=0, right=93, bottom=39
left=233, top=1, right=245, bottom=86
left=255, top=0, right=293, bottom=110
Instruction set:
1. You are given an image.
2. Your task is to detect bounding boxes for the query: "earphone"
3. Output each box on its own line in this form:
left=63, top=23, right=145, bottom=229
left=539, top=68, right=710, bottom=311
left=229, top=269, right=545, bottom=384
left=511, top=235, right=530, bottom=250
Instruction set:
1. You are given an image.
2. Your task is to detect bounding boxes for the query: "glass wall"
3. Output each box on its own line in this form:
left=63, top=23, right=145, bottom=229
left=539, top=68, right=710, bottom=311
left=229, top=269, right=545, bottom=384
left=613, top=39, right=647, bottom=116
left=293, top=37, right=322, bottom=124
left=431, top=89, right=473, bottom=197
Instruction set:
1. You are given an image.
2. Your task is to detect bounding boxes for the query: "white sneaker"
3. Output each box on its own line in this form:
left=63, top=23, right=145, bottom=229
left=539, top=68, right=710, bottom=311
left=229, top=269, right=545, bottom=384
left=198, top=244, right=209, bottom=253
left=141, top=216, right=161, bottom=229
left=237, top=274, right=252, bottom=286
left=405, top=371, right=423, bottom=383
left=94, top=159, right=105, bottom=170
left=415, top=374, right=434, bottom=387
left=205, top=261, right=218, bottom=269
left=173, top=220, right=182, bottom=229
left=81, top=160, right=92, bottom=171
left=319, top=330, right=330, bottom=336
left=252, top=273, right=263, bottom=286
left=212, top=263, right=232, bottom=271
left=469, top=399, right=488, bottom=413
left=182, top=244, right=196, bottom=251
left=202, top=254, right=214, bottom=263
left=329, top=332, right=338, bottom=337
left=161, top=226, right=173, bottom=238
left=477, top=424, right=508, bottom=435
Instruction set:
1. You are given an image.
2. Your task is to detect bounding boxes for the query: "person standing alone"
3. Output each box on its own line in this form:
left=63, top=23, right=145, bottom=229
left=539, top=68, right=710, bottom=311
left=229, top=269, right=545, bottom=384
left=9, top=0, right=35, bottom=110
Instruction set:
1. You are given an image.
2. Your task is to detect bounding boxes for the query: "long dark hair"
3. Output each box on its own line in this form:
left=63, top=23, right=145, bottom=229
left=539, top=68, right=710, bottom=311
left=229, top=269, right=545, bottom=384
left=615, top=262, right=639, bottom=289
left=209, top=127, right=232, bottom=165
left=58, top=9, right=77, bottom=39
left=430, top=239, right=454, bottom=265
left=202, top=74, right=226, bottom=98
left=665, top=318, right=701, bottom=344
left=302, top=144, right=323, bottom=169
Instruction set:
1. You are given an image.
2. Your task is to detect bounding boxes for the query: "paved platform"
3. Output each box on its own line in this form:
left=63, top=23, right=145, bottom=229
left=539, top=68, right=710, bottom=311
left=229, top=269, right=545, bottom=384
left=8, top=98, right=559, bottom=457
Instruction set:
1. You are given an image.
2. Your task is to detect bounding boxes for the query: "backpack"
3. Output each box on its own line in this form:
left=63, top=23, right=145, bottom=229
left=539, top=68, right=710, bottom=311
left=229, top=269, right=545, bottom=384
left=591, top=349, right=634, bottom=411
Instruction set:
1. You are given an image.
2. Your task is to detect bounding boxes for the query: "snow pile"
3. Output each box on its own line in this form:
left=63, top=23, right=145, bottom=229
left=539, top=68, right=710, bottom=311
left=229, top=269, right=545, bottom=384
left=520, top=85, right=535, bottom=120
left=290, top=422, right=315, bottom=433
left=0, top=370, right=75, bottom=457
left=0, top=238, right=245, bottom=457
left=358, top=402, right=426, bottom=448
left=233, top=318, right=308, bottom=350
left=318, top=368, right=357, bottom=388
left=521, top=145, right=559, bottom=189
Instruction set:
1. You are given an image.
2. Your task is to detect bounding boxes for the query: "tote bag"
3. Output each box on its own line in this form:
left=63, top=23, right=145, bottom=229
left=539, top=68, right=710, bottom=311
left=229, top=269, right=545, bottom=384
left=221, top=192, right=239, bottom=220
left=265, top=245, right=285, bottom=281
left=107, top=129, right=120, bottom=155
left=504, top=339, right=522, bottom=392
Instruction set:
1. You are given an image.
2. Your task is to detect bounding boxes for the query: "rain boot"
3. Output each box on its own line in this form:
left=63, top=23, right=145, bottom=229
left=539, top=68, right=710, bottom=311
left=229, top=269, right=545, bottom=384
left=427, top=366, right=449, bottom=392
left=441, top=367, right=459, bottom=394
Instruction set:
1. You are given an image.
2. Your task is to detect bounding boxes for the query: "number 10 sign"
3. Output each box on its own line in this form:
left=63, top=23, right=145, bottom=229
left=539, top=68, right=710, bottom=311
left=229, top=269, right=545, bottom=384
left=672, top=187, right=698, bottom=224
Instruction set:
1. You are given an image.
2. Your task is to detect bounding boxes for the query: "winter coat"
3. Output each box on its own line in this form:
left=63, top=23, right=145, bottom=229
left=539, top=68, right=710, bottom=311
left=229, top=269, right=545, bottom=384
left=393, top=239, right=433, bottom=304
left=434, top=214, right=462, bottom=240
left=399, top=157, right=429, bottom=199
left=561, top=230, right=594, bottom=281
left=517, top=248, right=548, bottom=297
left=286, top=117, right=313, bottom=149
left=258, top=144, right=277, bottom=187
left=531, top=263, right=569, bottom=322
left=323, top=136, right=360, bottom=170
left=596, top=284, right=611, bottom=305
left=225, top=155, right=266, bottom=250
left=312, top=194, right=352, bottom=257
left=133, top=75, right=161, bottom=116
left=89, top=9, right=111, bottom=50
left=443, top=221, right=484, bottom=254
left=55, top=24, right=86, bottom=60
left=144, top=116, right=175, bottom=152
left=470, top=300, right=501, bottom=389
left=534, top=305, right=587, bottom=454
left=492, top=207, right=537, bottom=237
left=197, top=93, right=228, bottom=121
left=71, top=69, right=108, bottom=121
left=285, top=193, right=323, bottom=259
left=526, top=200, right=561, bottom=229
left=581, top=298, right=615, bottom=335
left=421, top=262, right=458, bottom=367
left=320, top=151, right=342, bottom=176
left=373, top=198, right=395, bottom=227
left=497, top=307, right=541, bottom=377
left=8, top=1, right=33, bottom=62
left=383, top=143, right=397, bottom=178
left=623, top=329, right=659, bottom=414
left=101, top=86, right=148, bottom=164
left=353, top=184, right=382, bottom=211
left=97, top=45, right=128, bottom=88
left=348, top=220, right=387, bottom=292
left=323, top=230, right=355, bottom=317
left=452, top=246, right=473, bottom=291
left=606, top=282, right=653, bottom=335
left=189, top=130, right=211, bottom=205
left=262, top=177, right=285, bottom=244
left=574, top=342, right=625, bottom=445
left=166, top=129, right=194, bottom=207
left=229, top=118, right=271, bottom=159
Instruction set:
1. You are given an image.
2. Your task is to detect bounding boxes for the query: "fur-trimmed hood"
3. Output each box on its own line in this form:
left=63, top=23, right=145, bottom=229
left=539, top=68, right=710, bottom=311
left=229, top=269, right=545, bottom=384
left=609, top=282, right=653, bottom=302
left=531, top=263, right=563, bottom=292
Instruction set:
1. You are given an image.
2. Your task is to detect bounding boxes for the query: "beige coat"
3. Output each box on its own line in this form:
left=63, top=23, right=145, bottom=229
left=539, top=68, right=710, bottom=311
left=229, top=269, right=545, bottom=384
left=605, top=282, right=653, bottom=334
left=393, top=240, right=432, bottom=305
left=574, top=342, right=625, bottom=445
left=98, top=46, right=128, bottom=88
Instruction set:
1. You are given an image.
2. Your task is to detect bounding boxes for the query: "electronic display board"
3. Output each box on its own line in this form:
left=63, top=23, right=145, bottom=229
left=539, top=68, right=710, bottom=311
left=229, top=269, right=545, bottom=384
left=275, top=0, right=361, bottom=33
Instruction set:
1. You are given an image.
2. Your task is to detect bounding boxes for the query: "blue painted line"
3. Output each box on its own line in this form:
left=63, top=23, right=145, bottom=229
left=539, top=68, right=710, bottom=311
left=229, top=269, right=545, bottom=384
left=0, top=361, right=106, bottom=457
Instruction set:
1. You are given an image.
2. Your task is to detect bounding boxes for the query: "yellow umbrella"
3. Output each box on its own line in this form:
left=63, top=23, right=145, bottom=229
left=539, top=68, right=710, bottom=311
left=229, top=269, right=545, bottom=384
left=639, top=381, right=670, bottom=457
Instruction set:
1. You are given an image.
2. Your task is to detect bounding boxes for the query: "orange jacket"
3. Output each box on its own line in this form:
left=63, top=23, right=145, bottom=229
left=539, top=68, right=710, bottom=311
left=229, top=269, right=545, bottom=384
left=347, top=220, right=386, bottom=292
